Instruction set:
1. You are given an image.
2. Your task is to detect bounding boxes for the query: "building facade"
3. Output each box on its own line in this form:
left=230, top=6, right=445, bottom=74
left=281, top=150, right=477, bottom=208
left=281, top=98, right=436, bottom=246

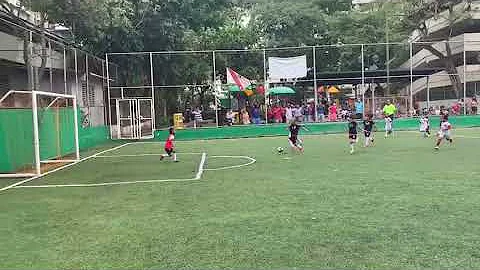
left=403, top=1, right=480, bottom=109
left=0, top=4, right=109, bottom=127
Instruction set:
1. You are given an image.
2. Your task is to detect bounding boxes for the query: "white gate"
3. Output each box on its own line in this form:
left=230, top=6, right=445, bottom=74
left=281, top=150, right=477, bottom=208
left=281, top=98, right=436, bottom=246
left=116, top=98, right=154, bottom=139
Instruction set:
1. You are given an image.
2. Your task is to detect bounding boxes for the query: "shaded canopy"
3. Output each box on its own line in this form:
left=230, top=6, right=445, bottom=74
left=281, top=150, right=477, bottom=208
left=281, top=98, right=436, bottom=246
left=268, top=86, right=296, bottom=95
left=229, top=85, right=242, bottom=92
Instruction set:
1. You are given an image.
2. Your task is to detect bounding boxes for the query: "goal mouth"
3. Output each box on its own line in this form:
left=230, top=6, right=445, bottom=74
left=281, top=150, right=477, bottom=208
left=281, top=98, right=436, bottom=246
left=0, top=90, right=80, bottom=178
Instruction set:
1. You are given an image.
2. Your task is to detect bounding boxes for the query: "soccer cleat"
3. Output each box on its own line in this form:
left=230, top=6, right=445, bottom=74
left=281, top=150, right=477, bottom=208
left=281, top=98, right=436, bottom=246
left=434, top=146, right=439, bottom=150
left=160, top=155, right=164, bottom=161
left=350, top=149, right=354, bottom=154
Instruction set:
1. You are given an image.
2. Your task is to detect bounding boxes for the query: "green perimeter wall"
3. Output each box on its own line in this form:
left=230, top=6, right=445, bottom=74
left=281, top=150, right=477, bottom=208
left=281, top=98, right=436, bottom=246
left=155, top=115, right=480, bottom=141
left=3, top=112, right=478, bottom=172
left=0, top=108, right=109, bottom=173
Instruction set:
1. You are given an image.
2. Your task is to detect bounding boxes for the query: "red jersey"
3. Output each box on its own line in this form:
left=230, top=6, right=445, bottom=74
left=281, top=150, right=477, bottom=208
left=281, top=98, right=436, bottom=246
left=165, top=134, right=175, bottom=149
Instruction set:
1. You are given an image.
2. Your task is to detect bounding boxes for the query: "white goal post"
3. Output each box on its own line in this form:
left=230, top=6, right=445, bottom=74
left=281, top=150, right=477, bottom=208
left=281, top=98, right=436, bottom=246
left=0, top=90, right=80, bottom=178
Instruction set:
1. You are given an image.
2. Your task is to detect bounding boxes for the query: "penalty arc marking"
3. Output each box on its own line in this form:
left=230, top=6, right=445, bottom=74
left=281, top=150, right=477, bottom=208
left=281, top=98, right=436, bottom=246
left=205, top=156, right=257, bottom=171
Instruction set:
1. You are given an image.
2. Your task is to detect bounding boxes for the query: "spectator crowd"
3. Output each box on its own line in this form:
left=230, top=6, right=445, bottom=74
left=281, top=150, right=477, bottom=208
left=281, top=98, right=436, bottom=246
left=184, top=96, right=480, bottom=128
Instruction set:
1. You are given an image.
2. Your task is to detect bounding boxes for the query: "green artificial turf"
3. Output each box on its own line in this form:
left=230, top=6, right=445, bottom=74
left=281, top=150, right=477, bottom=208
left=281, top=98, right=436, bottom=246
left=1, top=130, right=480, bottom=269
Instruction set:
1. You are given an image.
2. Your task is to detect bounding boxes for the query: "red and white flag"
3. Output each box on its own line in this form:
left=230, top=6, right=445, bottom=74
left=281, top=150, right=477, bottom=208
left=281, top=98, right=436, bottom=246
left=226, top=68, right=252, bottom=90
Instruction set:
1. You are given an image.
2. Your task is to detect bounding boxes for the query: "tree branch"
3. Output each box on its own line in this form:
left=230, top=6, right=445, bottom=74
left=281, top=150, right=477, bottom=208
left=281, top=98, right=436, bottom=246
left=0, top=2, right=12, bottom=14
left=418, top=43, right=446, bottom=60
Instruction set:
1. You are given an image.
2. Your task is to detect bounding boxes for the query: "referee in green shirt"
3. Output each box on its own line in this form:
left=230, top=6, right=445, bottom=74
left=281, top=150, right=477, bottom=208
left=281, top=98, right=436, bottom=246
left=383, top=100, right=397, bottom=119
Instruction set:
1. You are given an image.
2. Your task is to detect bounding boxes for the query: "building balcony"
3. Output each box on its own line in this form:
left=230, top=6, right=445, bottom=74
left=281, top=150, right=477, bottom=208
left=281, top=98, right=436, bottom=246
left=409, top=1, right=480, bottom=42
left=408, top=64, right=480, bottom=96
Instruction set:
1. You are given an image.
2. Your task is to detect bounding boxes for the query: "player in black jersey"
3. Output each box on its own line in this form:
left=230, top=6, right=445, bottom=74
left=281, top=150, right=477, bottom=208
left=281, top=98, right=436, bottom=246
left=347, top=117, right=358, bottom=154
left=288, top=120, right=309, bottom=153
left=362, top=114, right=376, bottom=147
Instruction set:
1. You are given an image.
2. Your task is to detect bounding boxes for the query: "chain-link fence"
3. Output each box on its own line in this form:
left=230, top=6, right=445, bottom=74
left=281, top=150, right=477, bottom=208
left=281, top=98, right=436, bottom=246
left=106, top=39, right=480, bottom=130
left=0, top=17, right=111, bottom=130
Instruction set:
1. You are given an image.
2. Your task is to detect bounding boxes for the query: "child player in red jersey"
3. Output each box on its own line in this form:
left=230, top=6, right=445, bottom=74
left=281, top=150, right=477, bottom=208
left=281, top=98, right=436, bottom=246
left=160, top=127, right=178, bottom=162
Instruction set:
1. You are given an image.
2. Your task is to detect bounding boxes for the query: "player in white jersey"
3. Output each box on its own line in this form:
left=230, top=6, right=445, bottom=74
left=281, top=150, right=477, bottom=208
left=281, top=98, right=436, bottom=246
left=419, top=114, right=430, bottom=138
left=384, top=116, right=393, bottom=138
left=435, top=117, right=453, bottom=150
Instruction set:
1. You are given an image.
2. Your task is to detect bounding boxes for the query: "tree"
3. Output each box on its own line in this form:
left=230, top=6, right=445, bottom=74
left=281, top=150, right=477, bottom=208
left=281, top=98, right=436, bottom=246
left=402, top=0, right=473, bottom=98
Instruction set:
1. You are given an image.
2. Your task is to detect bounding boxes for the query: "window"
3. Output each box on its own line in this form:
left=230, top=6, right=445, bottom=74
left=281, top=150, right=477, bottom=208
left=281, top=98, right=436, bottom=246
left=88, top=85, right=95, bottom=106
left=81, top=81, right=88, bottom=106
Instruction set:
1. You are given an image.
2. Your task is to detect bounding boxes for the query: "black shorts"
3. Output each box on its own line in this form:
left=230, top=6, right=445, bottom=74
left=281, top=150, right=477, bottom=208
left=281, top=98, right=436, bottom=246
left=349, top=134, right=357, bottom=140
left=364, top=131, right=372, bottom=137
left=165, top=148, right=175, bottom=156
left=288, top=136, right=298, bottom=147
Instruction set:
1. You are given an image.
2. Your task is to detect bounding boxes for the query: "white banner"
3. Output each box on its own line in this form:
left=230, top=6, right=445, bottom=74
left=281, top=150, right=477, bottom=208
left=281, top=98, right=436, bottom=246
left=268, top=55, right=307, bottom=81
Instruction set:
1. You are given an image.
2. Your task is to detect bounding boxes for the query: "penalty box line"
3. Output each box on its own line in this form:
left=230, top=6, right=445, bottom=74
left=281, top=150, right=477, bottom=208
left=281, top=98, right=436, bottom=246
left=13, top=153, right=207, bottom=189
left=94, top=153, right=203, bottom=158
left=0, top=143, right=132, bottom=192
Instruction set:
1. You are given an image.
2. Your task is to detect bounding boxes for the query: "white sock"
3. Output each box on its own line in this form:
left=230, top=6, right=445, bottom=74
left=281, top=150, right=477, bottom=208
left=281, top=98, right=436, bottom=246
left=365, top=137, right=369, bottom=147
left=173, top=153, right=177, bottom=161
left=350, top=144, right=354, bottom=151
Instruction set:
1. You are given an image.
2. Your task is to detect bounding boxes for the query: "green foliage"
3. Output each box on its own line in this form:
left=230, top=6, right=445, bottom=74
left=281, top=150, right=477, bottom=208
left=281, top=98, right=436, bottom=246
left=20, top=0, right=474, bottom=101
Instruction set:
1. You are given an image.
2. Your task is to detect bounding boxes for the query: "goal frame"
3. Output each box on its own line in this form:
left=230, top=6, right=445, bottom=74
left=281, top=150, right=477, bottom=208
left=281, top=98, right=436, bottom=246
left=0, top=90, right=80, bottom=178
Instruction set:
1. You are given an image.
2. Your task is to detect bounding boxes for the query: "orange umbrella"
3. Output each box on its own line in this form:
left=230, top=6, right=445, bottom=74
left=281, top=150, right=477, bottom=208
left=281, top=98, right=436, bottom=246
left=328, top=86, right=340, bottom=94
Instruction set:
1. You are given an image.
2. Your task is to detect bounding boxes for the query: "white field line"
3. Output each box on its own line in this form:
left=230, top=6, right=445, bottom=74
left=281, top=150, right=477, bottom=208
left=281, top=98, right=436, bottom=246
left=402, top=130, right=480, bottom=139
left=40, top=160, right=77, bottom=164
left=14, top=152, right=207, bottom=189
left=456, top=135, right=480, bottom=139
left=15, top=178, right=199, bottom=188
left=0, top=143, right=131, bottom=192
left=205, top=156, right=256, bottom=171
left=95, top=153, right=202, bottom=158
left=195, top=153, right=207, bottom=179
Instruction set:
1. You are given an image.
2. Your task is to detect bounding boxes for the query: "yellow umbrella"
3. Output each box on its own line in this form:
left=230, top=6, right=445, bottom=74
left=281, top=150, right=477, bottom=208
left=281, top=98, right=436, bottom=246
left=328, top=86, right=340, bottom=94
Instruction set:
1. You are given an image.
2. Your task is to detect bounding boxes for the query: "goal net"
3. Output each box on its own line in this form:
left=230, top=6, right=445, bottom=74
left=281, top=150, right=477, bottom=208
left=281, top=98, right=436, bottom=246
left=0, top=90, right=79, bottom=177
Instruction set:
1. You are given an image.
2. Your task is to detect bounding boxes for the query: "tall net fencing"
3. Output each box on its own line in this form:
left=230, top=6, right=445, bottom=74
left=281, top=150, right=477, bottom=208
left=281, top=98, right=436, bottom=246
left=0, top=18, right=109, bottom=130
left=215, top=49, right=265, bottom=125
left=0, top=17, right=110, bottom=175
left=106, top=39, right=480, bottom=130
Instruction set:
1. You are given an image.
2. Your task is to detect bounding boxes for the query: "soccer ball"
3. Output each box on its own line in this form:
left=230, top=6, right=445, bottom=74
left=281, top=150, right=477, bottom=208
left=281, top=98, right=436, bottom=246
left=276, top=147, right=285, bottom=154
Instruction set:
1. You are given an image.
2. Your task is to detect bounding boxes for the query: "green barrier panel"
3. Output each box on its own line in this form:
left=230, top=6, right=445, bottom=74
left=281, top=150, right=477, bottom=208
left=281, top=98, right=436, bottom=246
left=0, top=109, right=34, bottom=172
left=38, top=108, right=76, bottom=161
left=78, top=126, right=110, bottom=149
left=155, top=115, right=480, bottom=141
left=0, top=108, right=109, bottom=173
